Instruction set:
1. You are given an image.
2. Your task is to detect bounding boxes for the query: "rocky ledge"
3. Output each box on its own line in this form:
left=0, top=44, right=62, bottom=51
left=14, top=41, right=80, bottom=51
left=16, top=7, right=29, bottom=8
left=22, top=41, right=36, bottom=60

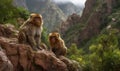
left=0, top=24, right=81, bottom=71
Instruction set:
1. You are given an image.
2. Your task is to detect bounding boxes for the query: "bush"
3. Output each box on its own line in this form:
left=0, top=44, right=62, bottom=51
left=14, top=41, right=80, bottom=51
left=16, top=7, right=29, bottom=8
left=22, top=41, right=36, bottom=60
left=0, top=0, right=18, bottom=23
left=17, top=7, right=29, bottom=20
left=0, top=0, right=30, bottom=28
left=41, top=28, right=49, bottom=46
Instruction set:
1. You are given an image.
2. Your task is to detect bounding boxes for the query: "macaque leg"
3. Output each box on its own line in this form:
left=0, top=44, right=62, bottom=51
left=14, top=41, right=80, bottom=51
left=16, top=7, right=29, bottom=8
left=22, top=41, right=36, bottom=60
left=27, top=35, right=38, bottom=51
left=35, top=35, right=42, bottom=50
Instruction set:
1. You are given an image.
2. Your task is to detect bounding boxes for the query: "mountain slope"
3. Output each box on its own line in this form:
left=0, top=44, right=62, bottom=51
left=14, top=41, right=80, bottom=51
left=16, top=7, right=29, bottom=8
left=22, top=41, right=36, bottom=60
left=56, top=2, right=83, bottom=16
left=60, top=0, right=119, bottom=47
left=13, top=0, right=84, bottom=32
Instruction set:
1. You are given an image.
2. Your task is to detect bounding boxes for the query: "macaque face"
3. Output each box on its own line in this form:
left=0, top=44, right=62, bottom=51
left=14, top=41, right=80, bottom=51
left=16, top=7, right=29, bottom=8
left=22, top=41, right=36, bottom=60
left=33, top=16, right=41, bottom=23
left=49, top=32, right=60, bottom=43
left=50, top=36, right=57, bottom=43
left=30, top=13, right=42, bottom=26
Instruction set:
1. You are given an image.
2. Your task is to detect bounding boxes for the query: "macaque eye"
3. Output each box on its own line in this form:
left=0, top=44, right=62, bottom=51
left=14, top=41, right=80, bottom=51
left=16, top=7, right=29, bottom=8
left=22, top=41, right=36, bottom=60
left=50, top=36, right=56, bottom=39
left=35, top=17, right=40, bottom=20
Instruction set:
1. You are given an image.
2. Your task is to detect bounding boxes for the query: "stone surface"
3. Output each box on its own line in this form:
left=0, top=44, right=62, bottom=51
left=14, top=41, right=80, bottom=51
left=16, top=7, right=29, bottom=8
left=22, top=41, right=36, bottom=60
left=0, top=24, right=81, bottom=71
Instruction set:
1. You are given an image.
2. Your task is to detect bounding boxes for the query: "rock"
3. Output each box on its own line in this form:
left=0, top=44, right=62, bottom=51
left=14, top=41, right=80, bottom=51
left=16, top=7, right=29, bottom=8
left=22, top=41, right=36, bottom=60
left=0, top=24, right=81, bottom=71
left=0, top=46, right=13, bottom=71
left=60, top=13, right=81, bottom=34
left=0, top=24, right=18, bottom=38
left=59, top=56, right=82, bottom=71
left=34, top=51, right=68, bottom=71
left=77, top=0, right=114, bottom=46
left=0, top=36, right=68, bottom=71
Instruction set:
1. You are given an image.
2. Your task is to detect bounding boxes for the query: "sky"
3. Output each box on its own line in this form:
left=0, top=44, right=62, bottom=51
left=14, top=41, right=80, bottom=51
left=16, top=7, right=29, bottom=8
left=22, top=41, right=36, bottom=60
left=53, top=0, right=86, bottom=6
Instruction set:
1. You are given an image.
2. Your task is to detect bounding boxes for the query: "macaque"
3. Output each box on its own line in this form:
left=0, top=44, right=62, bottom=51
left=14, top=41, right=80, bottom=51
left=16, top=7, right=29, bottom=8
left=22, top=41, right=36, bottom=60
left=49, top=32, right=67, bottom=56
left=18, top=13, right=43, bottom=51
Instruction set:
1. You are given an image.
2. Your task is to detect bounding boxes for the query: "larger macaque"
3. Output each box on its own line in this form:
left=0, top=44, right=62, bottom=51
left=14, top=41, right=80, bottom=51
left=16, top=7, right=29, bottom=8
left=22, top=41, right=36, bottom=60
left=49, top=32, right=67, bottom=56
left=18, top=13, right=43, bottom=51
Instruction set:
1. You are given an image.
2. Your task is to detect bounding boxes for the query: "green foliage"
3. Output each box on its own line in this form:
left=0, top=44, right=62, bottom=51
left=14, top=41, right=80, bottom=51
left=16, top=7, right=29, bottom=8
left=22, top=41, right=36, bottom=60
left=68, top=29, right=120, bottom=71
left=0, top=0, right=18, bottom=23
left=0, top=0, right=29, bottom=28
left=88, top=30, right=120, bottom=71
left=41, top=28, right=49, bottom=46
left=14, top=7, right=30, bottom=28
left=17, top=7, right=30, bottom=20
left=107, top=9, right=120, bottom=29
left=67, top=43, right=86, bottom=68
left=113, top=0, right=120, bottom=9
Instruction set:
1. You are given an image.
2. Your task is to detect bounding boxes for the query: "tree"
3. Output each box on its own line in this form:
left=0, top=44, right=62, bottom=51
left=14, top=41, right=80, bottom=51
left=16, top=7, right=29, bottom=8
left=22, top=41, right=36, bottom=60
left=89, top=29, right=119, bottom=71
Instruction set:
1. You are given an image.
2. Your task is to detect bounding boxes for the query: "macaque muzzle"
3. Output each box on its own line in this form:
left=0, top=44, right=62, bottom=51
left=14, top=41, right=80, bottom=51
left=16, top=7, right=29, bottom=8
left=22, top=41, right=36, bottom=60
left=34, top=17, right=41, bottom=22
left=50, top=36, right=58, bottom=42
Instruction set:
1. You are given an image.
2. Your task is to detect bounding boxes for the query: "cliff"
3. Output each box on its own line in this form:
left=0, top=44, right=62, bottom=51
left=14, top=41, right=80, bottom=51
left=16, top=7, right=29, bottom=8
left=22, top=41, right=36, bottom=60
left=0, top=24, right=81, bottom=71
left=60, top=13, right=81, bottom=34
left=56, top=2, right=83, bottom=16
left=60, top=0, right=118, bottom=47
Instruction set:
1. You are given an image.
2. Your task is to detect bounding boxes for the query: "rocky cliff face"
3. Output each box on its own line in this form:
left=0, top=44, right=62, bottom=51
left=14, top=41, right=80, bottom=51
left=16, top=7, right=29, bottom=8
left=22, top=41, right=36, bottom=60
left=60, top=13, right=81, bottom=34
left=56, top=2, right=83, bottom=16
left=60, top=0, right=117, bottom=47
left=77, top=0, right=116, bottom=46
left=0, top=24, right=81, bottom=71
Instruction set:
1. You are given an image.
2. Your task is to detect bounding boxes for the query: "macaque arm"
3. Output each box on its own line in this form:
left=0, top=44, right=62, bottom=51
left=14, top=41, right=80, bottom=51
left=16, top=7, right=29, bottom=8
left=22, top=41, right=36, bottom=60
left=19, top=19, right=29, bottom=29
left=61, top=39, right=67, bottom=55
left=59, top=39, right=65, bottom=47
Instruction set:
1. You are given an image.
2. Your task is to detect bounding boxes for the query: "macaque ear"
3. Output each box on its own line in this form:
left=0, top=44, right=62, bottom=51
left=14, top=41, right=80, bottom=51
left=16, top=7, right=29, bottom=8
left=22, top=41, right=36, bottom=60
left=30, top=13, right=34, bottom=18
left=39, top=14, right=42, bottom=18
left=56, top=33, right=60, bottom=37
left=49, top=33, right=52, bottom=36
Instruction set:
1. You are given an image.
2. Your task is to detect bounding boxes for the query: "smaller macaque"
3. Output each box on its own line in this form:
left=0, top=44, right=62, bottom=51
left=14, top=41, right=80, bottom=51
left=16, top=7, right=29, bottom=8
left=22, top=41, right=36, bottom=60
left=49, top=32, right=67, bottom=56
left=18, top=13, right=43, bottom=51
